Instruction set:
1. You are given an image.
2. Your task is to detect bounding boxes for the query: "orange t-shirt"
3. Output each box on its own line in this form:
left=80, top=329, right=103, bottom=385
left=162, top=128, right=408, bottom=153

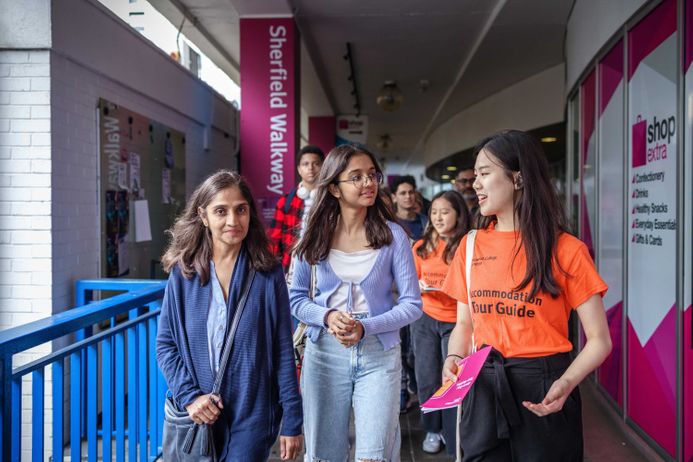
left=412, top=239, right=457, bottom=323
left=441, top=223, right=608, bottom=358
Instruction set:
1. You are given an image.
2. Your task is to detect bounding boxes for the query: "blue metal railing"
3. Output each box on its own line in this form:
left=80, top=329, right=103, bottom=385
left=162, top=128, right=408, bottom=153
left=0, top=279, right=168, bottom=462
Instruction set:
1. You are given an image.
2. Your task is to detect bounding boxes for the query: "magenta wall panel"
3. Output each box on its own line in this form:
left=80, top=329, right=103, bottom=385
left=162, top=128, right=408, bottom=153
left=308, top=116, right=336, bottom=156
left=596, top=39, right=624, bottom=406
left=626, top=0, right=677, bottom=456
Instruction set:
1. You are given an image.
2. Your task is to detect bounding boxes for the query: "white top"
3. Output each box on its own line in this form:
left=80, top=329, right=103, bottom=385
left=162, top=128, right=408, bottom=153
left=300, top=190, right=315, bottom=237
left=327, top=248, right=379, bottom=314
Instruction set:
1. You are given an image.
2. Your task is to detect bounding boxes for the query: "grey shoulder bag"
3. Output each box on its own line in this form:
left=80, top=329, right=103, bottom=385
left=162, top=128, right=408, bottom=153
left=162, top=268, right=256, bottom=462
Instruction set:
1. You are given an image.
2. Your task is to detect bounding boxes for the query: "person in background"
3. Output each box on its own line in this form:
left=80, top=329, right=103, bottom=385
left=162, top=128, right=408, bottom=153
left=412, top=190, right=470, bottom=456
left=391, top=175, right=428, bottom=412
left=380, top=185, right=396, bottom=216
left=156, top=170, right=302, bottom=461
left=269, top=145, right=325, bottom=273
left=414, top=191, right=425, bottom=215
left=290, top=144, right=422, bottom=462
left=442, top=130, right=612, bottom=461
left=391, top=175, right=428, bottom=241
left=454, top=167, right=478, bottom=216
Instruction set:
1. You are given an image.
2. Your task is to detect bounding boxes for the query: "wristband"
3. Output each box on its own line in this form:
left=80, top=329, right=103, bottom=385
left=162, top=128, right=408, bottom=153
left=446, top=353, right=464, bottom=361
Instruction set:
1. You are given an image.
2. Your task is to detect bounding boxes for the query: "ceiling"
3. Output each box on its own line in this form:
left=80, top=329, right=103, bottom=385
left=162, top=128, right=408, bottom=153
left=150, top=0, right=574, bottom=165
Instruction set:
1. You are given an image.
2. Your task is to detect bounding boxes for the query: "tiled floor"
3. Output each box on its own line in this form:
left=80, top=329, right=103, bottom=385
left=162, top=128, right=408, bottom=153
left=269, top=382, right=662, bottom=461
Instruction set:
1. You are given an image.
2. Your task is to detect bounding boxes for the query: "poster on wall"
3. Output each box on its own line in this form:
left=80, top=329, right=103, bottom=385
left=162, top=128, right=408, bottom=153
left=683, top=0, right=693, bottom=458
left=626, top=0, right=677, bottom=456
left=99, top=99, right=186, bottom=279
left=596, top=39, right=624, bottom=406
left=336, top=115, right=369, bottom=145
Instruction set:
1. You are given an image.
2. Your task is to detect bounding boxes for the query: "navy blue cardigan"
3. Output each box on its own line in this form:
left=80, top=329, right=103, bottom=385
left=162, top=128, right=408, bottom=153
left=156, top=260, right=303, bottom=449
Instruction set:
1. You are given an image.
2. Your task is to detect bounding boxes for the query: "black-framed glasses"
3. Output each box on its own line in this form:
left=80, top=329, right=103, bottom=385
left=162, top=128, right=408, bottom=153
left=456, top=177, right=476, bottom=185
left=335, top=172, right=383, bottom=188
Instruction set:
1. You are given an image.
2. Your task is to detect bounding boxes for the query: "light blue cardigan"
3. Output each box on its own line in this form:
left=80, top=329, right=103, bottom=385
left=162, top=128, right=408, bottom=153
left=289, top=221, right=422, bottom=350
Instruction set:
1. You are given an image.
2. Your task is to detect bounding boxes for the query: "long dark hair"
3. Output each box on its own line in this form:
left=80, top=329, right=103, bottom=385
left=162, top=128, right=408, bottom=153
left=416, top=190, right=470, bottom=264
left=161, top=170, right=277, bottom=284
left=474, top=130, right=569, bottom=299
left=294, top=144, right=398, bottom=264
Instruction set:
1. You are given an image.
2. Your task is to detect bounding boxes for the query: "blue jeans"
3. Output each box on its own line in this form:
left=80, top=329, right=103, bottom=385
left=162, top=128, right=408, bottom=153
left=301, top=324, right=402, bottom=461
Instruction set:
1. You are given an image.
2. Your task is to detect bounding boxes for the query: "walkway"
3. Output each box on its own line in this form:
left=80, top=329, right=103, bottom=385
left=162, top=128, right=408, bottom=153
left=269, top=382, right=663, bottom=461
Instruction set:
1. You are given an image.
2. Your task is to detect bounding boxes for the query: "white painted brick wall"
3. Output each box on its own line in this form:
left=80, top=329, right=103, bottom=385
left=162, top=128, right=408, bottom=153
left=0, top=49, right=53, bottom=462
left=2, top=1, right=238, bottom=457
left=0, top=50, right=52, bottom=334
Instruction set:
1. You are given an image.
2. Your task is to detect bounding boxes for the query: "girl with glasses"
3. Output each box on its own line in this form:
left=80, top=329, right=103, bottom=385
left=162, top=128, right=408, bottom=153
left=290, top=144, right=423, bottom=461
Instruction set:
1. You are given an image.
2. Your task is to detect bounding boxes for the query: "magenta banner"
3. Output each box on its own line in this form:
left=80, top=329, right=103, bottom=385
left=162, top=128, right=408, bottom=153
left=308, top=116, right=336, bottom=156
left=240, top=17, right=300, bottom=224
left=684, top=1, right=693, bottom=459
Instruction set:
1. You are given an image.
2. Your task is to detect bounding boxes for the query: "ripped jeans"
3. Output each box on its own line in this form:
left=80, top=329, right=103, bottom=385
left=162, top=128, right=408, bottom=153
left=301, top=326, right=401, bottom=461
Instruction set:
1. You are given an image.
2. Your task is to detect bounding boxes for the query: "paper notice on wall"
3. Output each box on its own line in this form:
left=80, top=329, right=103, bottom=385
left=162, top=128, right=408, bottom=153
left=162, top=168, right=171, bottom=204
left=134, top=199, right=152, bottom=242
left=118, top=235, right=129, bottom=276
left=129, top=152, right=141, bottom=198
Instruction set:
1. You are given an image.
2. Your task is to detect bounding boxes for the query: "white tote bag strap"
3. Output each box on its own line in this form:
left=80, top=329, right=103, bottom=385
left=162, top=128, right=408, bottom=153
left=456, top=229, right=477, bottom=462
left=465, top=230, right=477, bottom=354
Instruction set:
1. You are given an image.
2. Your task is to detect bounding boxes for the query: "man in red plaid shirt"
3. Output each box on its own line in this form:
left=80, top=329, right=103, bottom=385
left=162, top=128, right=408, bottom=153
left=269, top=145, right=325, bottom=272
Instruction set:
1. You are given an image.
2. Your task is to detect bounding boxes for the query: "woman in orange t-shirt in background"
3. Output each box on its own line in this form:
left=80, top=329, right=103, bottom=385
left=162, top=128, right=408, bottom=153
left=441, top=130, right=612, bottom=461
left=411, top=190, right=470, bottom=456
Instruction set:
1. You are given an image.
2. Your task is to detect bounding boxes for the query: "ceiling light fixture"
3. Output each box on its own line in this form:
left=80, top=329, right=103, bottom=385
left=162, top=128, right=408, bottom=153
left=446, top=166, right=457, bottom=171
left=541, top=136, right=558, bottom=143
left=376, top=134, right=392, bottom=152
left=441, top=174, right=450, bottom=180
left=376, top=80, right=403, bottom=112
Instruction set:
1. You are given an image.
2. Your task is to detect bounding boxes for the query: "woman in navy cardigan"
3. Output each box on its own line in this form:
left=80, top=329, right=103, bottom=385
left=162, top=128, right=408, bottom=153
left=290, top=145, right=422, bottom=461
left=156, top=170, right=303, bottom=461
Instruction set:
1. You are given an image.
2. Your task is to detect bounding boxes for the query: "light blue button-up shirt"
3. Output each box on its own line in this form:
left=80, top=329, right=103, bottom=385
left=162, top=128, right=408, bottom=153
left=207, top=261, right=228, bottom=375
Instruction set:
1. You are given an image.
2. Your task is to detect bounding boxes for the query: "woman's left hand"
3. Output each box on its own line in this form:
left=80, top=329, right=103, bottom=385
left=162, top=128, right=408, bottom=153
left=279, top=434, right=303, bottom=460
left=334, top=320, right=363, bottom=348
left=522, top=377, right=572, bottom=417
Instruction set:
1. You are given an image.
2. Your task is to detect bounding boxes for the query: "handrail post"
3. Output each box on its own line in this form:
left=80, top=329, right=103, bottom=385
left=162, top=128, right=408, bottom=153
left=0, top=353, right=11, bottom=462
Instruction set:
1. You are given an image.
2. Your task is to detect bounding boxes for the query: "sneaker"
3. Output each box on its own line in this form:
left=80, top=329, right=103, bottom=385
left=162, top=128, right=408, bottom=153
left=422, top=432, right=444, bottom=454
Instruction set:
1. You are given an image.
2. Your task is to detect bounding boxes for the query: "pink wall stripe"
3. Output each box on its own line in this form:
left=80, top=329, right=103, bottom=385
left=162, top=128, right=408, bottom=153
left=684, top=305, right=693, bottom=461
left=627, top=305, right=677, bottom=457
left=687, top=0, right=693, bottom=72
left=628, top=0, right=677, bottom=80
left=599, top=39, right=624, bottom=116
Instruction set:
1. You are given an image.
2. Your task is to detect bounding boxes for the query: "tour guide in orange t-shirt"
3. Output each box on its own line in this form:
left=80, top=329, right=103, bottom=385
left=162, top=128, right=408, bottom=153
left=441, top=130, right=612, bottom=462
